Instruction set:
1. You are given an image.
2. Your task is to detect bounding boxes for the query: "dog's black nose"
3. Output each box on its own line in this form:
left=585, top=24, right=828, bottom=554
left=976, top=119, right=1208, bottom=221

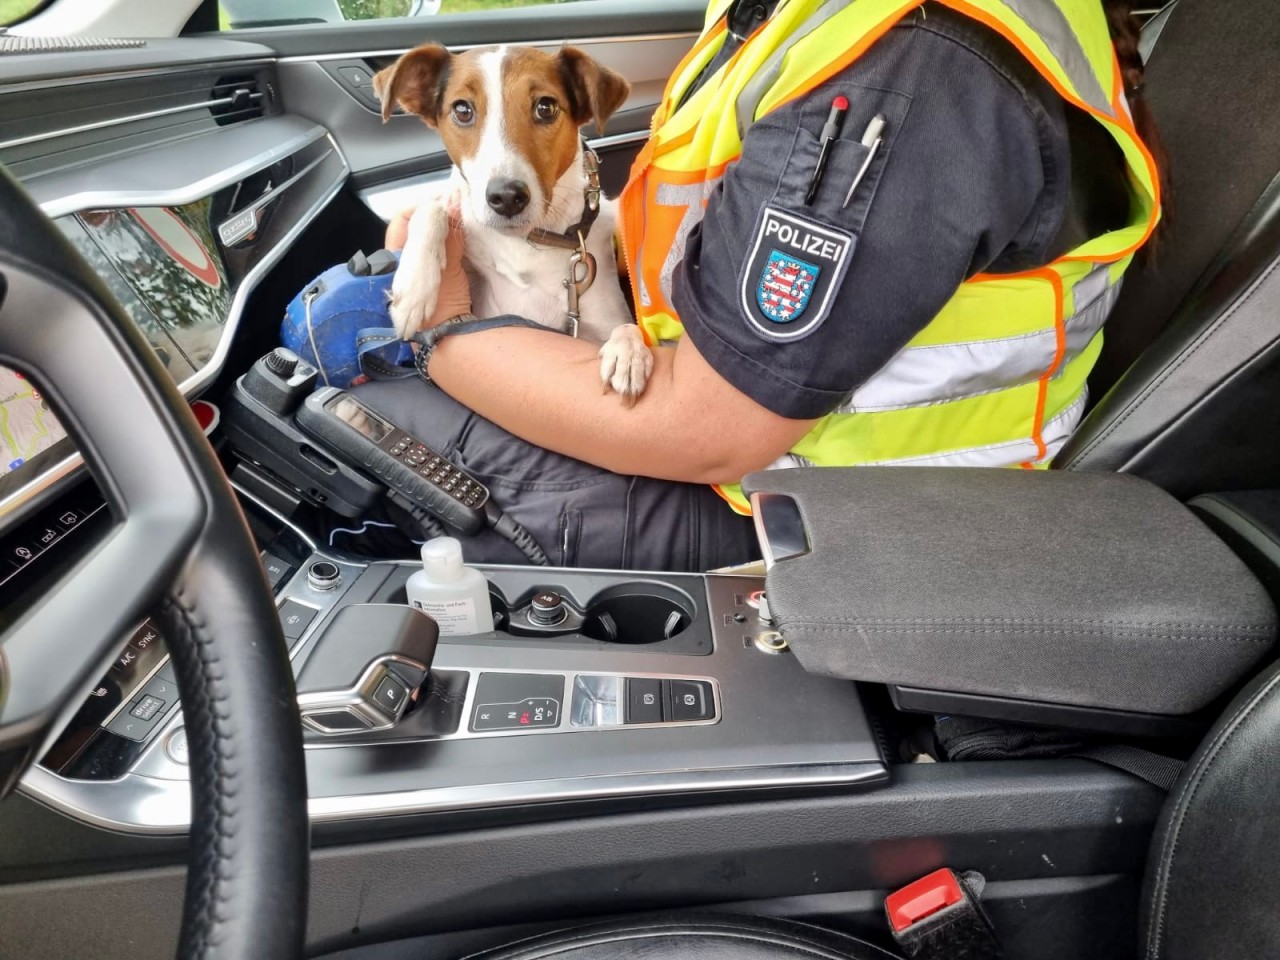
left=485, top=179, right=531, bottom=218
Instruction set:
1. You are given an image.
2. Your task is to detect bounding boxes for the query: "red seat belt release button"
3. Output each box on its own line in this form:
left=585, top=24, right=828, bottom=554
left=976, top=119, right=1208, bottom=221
left=886, top=868, right=965, bottom=932
left=884, top=868, right=1002, bottom=959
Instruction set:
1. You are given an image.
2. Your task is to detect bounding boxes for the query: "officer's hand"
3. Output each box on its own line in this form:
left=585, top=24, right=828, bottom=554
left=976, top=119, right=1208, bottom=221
left=386, top=205, right=414, bottom=251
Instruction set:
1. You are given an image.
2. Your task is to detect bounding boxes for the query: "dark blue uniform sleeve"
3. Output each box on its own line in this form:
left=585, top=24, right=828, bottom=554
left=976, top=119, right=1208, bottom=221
left=672, top=7, right=1071, bottom=420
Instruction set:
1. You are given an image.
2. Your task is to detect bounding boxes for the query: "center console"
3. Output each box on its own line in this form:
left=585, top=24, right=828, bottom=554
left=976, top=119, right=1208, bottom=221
left=20, top=488, right=887, bottom=835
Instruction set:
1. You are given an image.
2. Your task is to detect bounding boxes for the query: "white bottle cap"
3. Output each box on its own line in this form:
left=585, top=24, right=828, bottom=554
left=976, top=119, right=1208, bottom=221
left=421, top=537, right=465, bottom=582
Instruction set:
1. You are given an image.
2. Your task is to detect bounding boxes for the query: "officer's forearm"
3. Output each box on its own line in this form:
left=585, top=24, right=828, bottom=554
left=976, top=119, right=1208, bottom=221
left=427, top=327, right=814, bottom=484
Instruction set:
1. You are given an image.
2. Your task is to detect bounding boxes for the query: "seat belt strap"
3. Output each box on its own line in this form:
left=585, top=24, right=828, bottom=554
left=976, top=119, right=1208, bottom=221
left=1139, top=0, right=1181, bottom=64
left=1070, top=744, right=1185, bottom=792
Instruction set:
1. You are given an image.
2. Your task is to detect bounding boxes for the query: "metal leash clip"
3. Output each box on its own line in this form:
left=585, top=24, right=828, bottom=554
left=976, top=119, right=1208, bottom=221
left=582, top=148, right=602, bottom=213
left=563, top=231, right=597, bottom=339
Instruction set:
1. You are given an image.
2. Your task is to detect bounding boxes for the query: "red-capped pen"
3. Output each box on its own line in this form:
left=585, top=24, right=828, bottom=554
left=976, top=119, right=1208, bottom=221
left=804, top=94, right=849, bottom=205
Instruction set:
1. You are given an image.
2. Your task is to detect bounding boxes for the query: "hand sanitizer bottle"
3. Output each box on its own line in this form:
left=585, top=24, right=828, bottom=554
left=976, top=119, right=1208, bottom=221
left=404, top=537, right=493, bottom=637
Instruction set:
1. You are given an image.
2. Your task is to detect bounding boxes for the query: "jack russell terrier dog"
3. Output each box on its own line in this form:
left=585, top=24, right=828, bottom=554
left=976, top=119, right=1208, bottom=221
left=373, top=43, right=652, bottom=402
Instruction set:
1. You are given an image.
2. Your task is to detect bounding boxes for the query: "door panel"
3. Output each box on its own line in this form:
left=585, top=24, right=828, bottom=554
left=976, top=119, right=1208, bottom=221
left=222, top=0, right=706, bottom=58
left=260, top=2, right=703, bottom=217
left=278, top=33, right=693, bottom=188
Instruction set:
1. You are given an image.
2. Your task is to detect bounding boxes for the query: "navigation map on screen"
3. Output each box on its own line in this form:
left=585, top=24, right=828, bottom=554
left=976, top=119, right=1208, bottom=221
left=0, top=365, right=68, bottom=479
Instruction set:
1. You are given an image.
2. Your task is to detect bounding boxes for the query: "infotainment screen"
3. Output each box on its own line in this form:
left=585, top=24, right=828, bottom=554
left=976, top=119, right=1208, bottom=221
left=0, top=364, right=69, bottom=482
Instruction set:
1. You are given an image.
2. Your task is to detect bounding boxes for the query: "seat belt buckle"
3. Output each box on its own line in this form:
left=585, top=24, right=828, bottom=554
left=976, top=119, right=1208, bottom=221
left=884, top=868, right=1002, bottom=959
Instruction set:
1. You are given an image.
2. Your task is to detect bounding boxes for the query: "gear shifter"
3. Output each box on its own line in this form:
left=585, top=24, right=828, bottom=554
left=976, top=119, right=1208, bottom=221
left=294, top=604, right=439, bottom=735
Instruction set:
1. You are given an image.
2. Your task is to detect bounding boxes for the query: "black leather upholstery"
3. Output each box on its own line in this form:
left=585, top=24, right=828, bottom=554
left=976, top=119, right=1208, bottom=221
left=153, top=486, right=310, bottom=960
left=1057, top=0, right=1280, bottom=498
left=0, top=160, right=309, bottom=958
left=1084, top=0, right=1280, bottom=398
left=462, top=916, right=901, bottom=960
left=1141, top=658, right=1280, bottom=958
left=1056, top=180, right=1280, bottom=497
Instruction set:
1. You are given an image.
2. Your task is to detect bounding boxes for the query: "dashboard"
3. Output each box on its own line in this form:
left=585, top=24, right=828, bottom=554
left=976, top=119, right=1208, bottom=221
left=0, top=57, right=352, bottom=784
left=0, top=27, right=672, bottom=833
left=1, top=102, right=348, bottom=529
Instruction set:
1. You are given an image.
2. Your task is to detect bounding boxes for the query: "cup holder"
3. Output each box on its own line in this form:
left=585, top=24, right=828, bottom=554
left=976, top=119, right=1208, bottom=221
left=379, top=575, right=699, bottom=646
left=582, top=584, right=695, bottom=645
left=387, top=583, right=509, bottom=632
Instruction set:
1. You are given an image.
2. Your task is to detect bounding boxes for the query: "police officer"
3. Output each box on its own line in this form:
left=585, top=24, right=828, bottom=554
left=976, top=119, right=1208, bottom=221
left=355, top=0, right=1162, bottom=571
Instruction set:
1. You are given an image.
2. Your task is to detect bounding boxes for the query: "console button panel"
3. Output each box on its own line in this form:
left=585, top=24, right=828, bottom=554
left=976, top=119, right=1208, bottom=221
left=470, top=673, right=565, bottom=732
left=625, top=678, right=664, bottom=724
left=572, top=674, right=719, bottom=730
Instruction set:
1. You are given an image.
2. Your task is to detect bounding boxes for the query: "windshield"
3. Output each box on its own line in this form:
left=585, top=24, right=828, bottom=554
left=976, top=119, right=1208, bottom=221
left=1, top=0, right=568, bottom=33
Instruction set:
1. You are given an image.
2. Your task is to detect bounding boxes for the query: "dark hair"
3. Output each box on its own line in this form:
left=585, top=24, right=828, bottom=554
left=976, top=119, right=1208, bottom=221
left=1103, top=0, right=1169, bottom=251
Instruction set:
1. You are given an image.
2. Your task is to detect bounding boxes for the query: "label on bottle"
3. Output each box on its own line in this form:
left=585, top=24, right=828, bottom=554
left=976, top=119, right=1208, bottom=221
left=410, top=597, right=481, bottom=636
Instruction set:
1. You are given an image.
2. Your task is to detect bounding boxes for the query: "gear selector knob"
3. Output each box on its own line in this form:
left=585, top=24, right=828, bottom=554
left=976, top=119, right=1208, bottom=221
left=294, top=604, right=439, bottom=735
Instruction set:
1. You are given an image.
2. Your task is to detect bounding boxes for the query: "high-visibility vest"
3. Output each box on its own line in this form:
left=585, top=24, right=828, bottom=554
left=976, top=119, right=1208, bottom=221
left=618, top=0, right=1161, bottom=514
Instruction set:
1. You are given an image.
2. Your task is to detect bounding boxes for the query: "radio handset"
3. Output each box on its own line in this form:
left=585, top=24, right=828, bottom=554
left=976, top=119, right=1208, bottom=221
left=297, top=387, right=490, bottom=535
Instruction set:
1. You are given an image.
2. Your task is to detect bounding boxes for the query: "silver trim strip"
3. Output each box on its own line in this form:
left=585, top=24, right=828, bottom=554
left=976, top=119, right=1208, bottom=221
left=306, top=763, right=886, bottom=823
left=0, top=453, right=81, bottom=521
left=590, top=129, right=651, bottom=151
left=0, top=59, right=276, bottom=99
left=0, top=135, right=349, bottom=523
left=299, top=668, right=722, bottom=748
left=0, top=92, right=264, bottom=152
left=230, top=476, right=320, bottom=552
left=34, top=121, right=328, bottom=219
left=278, top=32, right=698, bottom=63
left=18, top=760, right=885, bottom=834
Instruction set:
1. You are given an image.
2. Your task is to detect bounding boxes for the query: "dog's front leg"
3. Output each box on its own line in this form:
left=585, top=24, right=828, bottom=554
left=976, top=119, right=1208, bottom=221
left=389, top=194, right=451, bottom=339
left=598, top=324, right=654, bottom=407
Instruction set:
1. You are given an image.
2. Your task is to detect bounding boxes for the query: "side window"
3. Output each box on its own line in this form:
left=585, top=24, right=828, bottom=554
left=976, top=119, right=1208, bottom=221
left=219, top=0, right=567, bottom=30
left=0, top=0, right=43, bottom=27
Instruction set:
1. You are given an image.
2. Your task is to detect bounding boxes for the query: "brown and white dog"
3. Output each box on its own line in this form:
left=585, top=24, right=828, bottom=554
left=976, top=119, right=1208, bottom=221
left=373, top=44, right=652, bottom=401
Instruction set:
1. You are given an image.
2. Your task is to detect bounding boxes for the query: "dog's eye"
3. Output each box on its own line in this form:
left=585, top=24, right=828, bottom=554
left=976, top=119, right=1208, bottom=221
left=450, top=101, right=476, bottom=126
left=534, top=97, right=560, bottom=123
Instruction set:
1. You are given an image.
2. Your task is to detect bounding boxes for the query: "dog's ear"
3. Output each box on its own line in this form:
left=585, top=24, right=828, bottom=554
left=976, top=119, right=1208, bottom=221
left=373, top=43, right=451, bottom=124
left=556, top=46, right=630, bottom=134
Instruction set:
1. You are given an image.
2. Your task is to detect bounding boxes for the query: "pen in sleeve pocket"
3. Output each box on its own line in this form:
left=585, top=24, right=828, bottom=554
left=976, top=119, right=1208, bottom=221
left=804, top=95, right=849, bottom=205
left=842, top=114, right=887, bottom=209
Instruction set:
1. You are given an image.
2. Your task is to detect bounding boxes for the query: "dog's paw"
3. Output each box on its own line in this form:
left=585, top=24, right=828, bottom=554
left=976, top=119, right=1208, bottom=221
left=388, top=250, right=445, bottom=339
left=598, top=326, right=653, bottom=406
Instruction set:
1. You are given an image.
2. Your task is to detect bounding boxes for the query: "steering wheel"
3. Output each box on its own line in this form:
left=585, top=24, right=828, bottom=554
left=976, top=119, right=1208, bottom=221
left=0, top=171, right=308, bottom=958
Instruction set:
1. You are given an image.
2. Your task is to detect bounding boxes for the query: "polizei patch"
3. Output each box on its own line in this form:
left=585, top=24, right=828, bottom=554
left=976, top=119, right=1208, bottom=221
left=740, top=206, right=854, bottom=342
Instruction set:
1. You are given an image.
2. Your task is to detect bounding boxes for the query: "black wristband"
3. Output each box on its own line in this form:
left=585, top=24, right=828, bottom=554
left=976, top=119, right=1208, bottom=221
left=414, top=314, right=573, bottom=383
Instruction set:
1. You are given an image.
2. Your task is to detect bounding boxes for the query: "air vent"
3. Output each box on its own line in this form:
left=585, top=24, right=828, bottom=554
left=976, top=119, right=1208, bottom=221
left=0, top=36, right=145, bottom=55
left=209, top=75, right=266, bottom=127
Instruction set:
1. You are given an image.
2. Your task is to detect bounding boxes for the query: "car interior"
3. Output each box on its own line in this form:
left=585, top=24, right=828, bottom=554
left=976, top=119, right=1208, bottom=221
left=1, top=0, right=1279, bottom=957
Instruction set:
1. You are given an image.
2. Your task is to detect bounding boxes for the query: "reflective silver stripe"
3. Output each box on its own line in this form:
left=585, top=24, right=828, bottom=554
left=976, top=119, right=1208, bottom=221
left=733, top=0, right=1117, bottom=135
left=843, top=268, right=1119, bottom=413
left=734, top=0, right=855, bottom=137
left=856, top=390, right=1088, bottom=467
left=991, top=0, right=1113, bottom=115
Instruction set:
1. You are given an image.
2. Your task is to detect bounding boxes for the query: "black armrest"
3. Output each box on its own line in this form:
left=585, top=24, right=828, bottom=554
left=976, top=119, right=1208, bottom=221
left=741, top=468, right=1277, bottom=720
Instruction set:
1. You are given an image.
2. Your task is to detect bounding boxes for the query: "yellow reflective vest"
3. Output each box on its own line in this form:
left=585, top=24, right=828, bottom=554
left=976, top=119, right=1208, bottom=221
left=618, top=0, right=1161, bottom=514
